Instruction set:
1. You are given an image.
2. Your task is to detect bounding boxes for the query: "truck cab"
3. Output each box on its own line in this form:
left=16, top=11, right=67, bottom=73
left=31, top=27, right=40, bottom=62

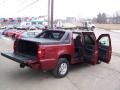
left=73, top=31, right=111, bottom=65
left=1, top=29, right=112, bottom=78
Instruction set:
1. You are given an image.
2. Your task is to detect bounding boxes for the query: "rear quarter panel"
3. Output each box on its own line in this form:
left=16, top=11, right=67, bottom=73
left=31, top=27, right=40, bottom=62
left=39, top=44, right=74, bottom=71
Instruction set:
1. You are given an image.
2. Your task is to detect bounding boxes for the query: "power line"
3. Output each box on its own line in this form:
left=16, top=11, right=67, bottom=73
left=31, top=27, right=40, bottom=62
left=16, top=0, right=39, bottom=13
left=0, top=0, right=6, bottom=6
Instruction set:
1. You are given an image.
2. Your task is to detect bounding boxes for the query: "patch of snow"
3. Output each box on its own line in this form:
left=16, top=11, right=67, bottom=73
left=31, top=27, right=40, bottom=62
left=111, top=30, right=120, bottom=32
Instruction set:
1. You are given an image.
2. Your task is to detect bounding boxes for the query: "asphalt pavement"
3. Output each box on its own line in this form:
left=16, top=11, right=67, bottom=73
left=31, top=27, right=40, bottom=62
left=0, top=29, right=120, bottom=90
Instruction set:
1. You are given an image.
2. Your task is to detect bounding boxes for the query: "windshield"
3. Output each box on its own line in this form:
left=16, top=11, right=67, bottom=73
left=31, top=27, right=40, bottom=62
left=36, top=30, right=65, bottom=40
left=21, top=32, right=36, bottom=38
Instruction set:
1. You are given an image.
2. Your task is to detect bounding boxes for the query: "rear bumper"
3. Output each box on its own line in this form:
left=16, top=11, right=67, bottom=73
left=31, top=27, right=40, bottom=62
left=1, top=52, right=56, bottom=71
left=1, top=52, right=37, bottom=64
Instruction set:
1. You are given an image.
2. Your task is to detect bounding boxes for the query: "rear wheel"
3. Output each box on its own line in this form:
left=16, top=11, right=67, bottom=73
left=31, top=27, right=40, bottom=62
left=52, top=58, right=70, bottom=78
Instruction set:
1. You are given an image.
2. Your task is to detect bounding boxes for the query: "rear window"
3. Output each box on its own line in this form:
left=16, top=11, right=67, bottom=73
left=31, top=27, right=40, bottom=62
left=37, top=30, right=65, bottom=40
left=84, top=34, right=95, bottom=45
left=73, top=32, right=82, bottom=39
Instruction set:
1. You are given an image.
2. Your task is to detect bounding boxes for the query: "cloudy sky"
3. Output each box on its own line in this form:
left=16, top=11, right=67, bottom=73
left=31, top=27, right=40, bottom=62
left=0, top=0, right=120, bottom=18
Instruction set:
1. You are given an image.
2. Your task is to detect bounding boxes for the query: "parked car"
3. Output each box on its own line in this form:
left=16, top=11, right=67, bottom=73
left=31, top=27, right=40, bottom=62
left=6, top=29, right=18, bottom=37
left=15, top=30, right=43, bottom=39
left=13, top=26, right=41, bottom=38
left=1, top=29, right=112, bottom=78
left=2, top=25, right=16, bottom=36
left=2, top=27, right=15, bottom=36
left=6, top=27, right=28, bottom=38
left=0, top=27, right=6, bottom=36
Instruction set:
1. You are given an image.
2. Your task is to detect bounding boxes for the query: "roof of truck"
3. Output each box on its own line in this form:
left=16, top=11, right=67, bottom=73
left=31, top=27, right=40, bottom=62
left=72, top=29, right=94, bottom=33
left=45, top=29, right=94, bottom=33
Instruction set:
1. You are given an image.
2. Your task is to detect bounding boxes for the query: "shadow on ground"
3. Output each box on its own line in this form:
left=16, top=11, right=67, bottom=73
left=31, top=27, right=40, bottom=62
left=8, top=63, right=92, bottom=81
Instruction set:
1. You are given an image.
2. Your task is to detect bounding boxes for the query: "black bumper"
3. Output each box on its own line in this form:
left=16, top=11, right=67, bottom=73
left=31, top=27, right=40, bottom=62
left=1, top=52, right=34, bottom=63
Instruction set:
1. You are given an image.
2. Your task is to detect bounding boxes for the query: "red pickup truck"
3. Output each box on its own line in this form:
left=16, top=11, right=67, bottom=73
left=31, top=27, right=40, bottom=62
left=1, top=29, right=112, bottom=78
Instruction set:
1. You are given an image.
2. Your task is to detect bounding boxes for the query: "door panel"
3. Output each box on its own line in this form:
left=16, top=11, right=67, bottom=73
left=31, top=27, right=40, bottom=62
left=83, top=32, right=98, bottom=65
left=73, top=32, right=83, bottom=60
left=97, top=34, right=112, bottom=63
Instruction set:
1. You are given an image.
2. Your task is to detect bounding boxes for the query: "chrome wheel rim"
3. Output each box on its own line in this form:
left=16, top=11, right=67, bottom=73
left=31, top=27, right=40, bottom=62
left=59, top=63, right=67, bottom=75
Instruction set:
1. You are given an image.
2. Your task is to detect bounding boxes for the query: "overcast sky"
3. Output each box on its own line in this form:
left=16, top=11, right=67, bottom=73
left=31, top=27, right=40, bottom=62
left=0, top=0, right=120, bottom=19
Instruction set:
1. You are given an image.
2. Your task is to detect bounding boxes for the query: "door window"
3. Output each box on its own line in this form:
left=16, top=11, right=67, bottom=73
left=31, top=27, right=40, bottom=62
left=64, top=34, right=70, bottom=43
left=97, top=34, right=112, bottom=63
left=84, top=34, right=95, bottom=45
left=73, top=33, right=82, bottom=39
left=99, top=37, right=109, bottom=46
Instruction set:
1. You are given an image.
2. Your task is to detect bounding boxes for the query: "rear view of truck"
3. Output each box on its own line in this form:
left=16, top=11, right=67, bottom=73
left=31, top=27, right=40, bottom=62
left=1, top=30, right=66, bottom=70
left=1, top=30, right=72, bottom=78
left=1, top=39, right=40, bottom=68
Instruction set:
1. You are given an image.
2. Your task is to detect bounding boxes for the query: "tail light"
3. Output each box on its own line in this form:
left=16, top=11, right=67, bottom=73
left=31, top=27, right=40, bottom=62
left=38, top=47, right=45, bottom=59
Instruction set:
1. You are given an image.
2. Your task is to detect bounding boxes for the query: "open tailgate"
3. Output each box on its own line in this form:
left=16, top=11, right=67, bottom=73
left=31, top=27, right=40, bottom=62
left=1, top=52, right=37, bottom=63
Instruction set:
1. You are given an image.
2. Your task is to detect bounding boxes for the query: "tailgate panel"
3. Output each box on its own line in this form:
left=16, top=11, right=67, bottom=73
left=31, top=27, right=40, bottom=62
left=1, top=52, right=36, bottom=63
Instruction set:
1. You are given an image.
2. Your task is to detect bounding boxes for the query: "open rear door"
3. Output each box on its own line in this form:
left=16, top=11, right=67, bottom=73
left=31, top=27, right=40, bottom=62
left=83, top=32, right=98, bottom=65
left=97, top=34, right=112, bottom=63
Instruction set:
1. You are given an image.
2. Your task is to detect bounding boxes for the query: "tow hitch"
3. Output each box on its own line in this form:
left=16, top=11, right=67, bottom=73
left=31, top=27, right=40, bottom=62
left=20, top=63, right=26, bottom=68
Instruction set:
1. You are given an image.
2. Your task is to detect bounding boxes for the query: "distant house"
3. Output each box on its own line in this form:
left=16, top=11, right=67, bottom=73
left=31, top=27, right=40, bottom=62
left=0, top=16, right=48, bottom=27
left=66, top=17, right=76, bottom=23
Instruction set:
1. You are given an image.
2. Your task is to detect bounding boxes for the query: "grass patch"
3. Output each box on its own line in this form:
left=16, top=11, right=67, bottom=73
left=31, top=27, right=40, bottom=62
left=95, top=24, right=120, bottom=30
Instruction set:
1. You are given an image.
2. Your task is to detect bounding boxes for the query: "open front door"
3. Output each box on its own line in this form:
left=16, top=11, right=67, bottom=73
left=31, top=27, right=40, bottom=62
left=97, top=34, right=112, bottom=63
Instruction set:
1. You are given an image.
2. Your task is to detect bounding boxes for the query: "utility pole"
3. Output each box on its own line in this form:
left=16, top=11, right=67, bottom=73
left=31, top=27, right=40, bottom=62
left=48, top=0, right=51, bottom=28
left=48, top=0, right=54, bottom=29
left=51, top=0, right=54, bottom=29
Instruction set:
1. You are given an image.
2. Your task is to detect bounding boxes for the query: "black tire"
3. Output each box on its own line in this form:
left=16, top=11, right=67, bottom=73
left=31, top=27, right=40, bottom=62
left=97, top=60, right=101, bottom=64
left=52, top=58, right=70, bottom=78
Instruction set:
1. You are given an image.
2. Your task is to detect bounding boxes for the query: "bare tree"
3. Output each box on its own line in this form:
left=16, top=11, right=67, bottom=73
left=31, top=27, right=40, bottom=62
left=97, top=13, right=102, bottom=24
left=96, top=12, right=107, bottom=24
left=101, top=13, right=107, bottom=24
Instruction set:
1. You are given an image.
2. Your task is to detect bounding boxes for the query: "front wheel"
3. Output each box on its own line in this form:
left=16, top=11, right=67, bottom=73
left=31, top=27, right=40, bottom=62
left=97, top=60, right=101, bottom=64
left=52, top=58, right=70, bottom=78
